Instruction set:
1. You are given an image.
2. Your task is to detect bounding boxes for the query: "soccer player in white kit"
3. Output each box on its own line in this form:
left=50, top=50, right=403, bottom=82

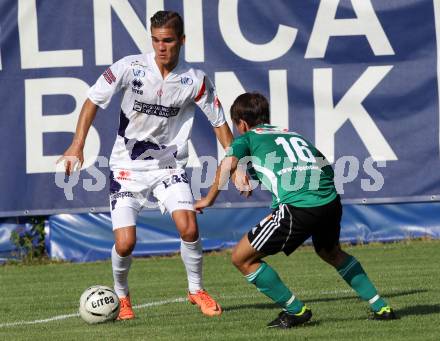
left=59, top=11, right=232, bottom=319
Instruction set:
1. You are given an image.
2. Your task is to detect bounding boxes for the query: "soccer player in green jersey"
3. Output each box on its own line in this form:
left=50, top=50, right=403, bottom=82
left=195, top=92, right=396, bottom=328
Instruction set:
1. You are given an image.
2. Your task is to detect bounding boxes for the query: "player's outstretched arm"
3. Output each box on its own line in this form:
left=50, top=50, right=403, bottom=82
left=194, top=156, right=238, bottom=213
left=213, top=122, right=251, bottom=197
left=213, top=122, right=234, bottom=149
left=57, top=99, right=98, bottom=176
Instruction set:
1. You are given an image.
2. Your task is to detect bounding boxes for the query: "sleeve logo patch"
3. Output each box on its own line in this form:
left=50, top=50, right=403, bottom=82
left=103, top=68, right=116, bottom=84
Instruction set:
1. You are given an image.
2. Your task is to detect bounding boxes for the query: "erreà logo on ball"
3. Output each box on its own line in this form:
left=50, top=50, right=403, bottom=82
left=91, top=296, right=115, bottom=308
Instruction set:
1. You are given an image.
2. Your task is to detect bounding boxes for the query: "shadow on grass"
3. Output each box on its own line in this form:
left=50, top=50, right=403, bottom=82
left=307, top=288, right=428, bottom=304
left=224, top=302, right=276, bottom=311
left=224, top=289, right=429, bottom=312
left=396, top=304, right=440, bottom=317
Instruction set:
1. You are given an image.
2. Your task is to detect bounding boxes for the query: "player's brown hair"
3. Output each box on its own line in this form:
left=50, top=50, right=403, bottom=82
left=150, top=11, right=184, bottom=38
left=230, top=92, right=270, bottom=128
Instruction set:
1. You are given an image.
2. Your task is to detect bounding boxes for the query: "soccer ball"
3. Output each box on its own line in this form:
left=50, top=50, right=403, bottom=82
left=79, top=285, right=120, bottom=324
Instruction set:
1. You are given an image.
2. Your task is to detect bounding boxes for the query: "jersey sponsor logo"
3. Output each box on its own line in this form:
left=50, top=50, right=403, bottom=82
left=133, top=100, right=179, bottom=118
left=131, top=78, right=144, bottom=95
left=180, top=76, right=193, bottom=85
left=162, top=173, right=189, bottom=189
left=110, top=191, right=135, bottom=200
left=103, top=68, right=116, bottom=84
left=132, top=68, right=145, bottom=77
left=254, top=127, right=289, bottom=134
left=177, top=200, right=192, bottom=205
left=132, top=78, right=143, bottom=88
left=116, top=170, right=132, bottom=181
left=277, top=165, right=321, bottom=176
left=110, top=191, right=134, bottom=210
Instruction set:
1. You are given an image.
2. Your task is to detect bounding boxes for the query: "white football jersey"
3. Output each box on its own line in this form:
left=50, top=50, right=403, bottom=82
left=88, top=52, right=225, bottom=171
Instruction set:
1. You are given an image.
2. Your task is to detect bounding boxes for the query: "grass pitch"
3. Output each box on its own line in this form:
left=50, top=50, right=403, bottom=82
left=0, top=240, right=439, bottom=340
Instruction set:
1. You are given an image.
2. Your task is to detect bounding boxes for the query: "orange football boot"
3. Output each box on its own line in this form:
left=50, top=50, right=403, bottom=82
left=117, top=295, right=135, bottom=320
left=188, top=290, right=222, bottom=317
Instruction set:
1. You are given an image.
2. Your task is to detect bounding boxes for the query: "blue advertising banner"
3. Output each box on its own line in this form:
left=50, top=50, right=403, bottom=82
left=1, top=0, right=440, bottom=216
left=46, top=202, right=440, bottom=262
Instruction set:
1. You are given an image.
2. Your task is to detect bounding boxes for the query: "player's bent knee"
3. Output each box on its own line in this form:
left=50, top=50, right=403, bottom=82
left=115, top=240, right=136, bottom=257
left=180, top=226, right=198, bottom=242
left=174, top=214, right=199, bottom=241
left=231, top=249, right=246, bottom=270
left=317, top=246, right=345, bottom=267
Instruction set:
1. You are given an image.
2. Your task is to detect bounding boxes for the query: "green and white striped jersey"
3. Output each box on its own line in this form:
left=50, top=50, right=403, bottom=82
left=226, top=124, right=337, bottom=208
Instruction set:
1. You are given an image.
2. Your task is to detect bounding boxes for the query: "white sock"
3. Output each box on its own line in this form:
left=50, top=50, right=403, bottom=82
left=111, top=245, right=132, bottom=297
left=180, top=238, right=203, bottom=293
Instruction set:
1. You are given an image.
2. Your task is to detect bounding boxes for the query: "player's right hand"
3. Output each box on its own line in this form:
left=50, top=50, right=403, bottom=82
left=57, top=145, right=84, bottom=176
left=194, top=197, right=212, bottom=214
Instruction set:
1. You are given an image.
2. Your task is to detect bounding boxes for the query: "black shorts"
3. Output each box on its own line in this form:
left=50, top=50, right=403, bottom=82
left=247, top=196, right=342, bottom=256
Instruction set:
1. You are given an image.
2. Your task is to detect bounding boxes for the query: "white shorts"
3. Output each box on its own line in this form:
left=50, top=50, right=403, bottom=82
left=109, top=168, right=194, bottom=230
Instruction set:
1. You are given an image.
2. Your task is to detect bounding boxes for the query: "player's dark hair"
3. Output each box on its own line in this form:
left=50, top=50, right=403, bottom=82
left=150, top=11, right=184, bottom=38
left=230, top=92, right=270, bottom=128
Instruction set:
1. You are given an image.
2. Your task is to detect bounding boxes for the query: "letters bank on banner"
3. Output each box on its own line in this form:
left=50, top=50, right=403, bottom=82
left=14, top=0, right=405, bottom=175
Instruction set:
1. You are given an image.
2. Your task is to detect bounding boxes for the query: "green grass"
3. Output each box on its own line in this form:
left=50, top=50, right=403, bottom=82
left=0, top=240, right=439, bottom=340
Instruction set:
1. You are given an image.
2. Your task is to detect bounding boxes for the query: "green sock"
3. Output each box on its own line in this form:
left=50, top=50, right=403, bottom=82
left=337, top=255, right=387, bottom=312
left=246, top=262, right=304, bottom=314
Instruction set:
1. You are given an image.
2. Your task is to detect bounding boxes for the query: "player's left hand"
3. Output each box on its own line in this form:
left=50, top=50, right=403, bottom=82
left=234, top=172, right=253, bottom=198
left=194, top=197, right=212, bottom=214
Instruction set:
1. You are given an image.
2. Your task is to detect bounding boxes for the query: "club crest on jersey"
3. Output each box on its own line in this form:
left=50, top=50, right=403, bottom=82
left=132, top=68, right=146, bottom=78
left=180, top=76, right=193, bottom=85
left=132, top=78, right=144, bottom=95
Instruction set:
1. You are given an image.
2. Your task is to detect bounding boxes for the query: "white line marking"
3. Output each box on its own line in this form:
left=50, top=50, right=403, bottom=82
left=0, top=297, right=186, bottom=328
left=0, top=313, right=80, bottom=328
left=134, top=297, right=186, bottom=309
left=0, top=287, right=404, bottom=328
